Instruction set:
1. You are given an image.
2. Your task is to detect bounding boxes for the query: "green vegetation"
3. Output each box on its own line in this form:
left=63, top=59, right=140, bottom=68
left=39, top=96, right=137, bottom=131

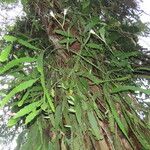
left=0, top=0, right=150, bottom=149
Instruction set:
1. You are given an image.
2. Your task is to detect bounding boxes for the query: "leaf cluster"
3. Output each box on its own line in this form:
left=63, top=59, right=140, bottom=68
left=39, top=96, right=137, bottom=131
left=0, top=0, right=150, bottom=150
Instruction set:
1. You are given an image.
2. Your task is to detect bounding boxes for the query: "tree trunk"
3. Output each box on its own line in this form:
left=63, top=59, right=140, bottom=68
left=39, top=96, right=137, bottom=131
left=2, top=0, right=150, bottom=150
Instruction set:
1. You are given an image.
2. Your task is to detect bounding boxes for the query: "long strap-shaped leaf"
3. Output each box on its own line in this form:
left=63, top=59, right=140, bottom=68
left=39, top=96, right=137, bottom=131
left=79, top=72, right=131, bottom=85
left=4, top=35, right=41, bottom=51
left=37, top=52, right=55, bottom=112
left=87, top=111, right=103, bottom=140
left=103, top=84, right=134, bottom=149
left=14, top=101, right=41, bottom=119
left=18, top=39, right=41, bottom=51
left=123, top=110, right=150, bottom=149
left=0, top=44, right=12, bottom=62
left=0, top=57, right=36, bottom=75
left=112, top=85, right=150, bottom=95
left=0, top=79, right=38, bottom=108
left=3, top=35, right=17, bottom=43
left=25, top=109, right=41, bottom=125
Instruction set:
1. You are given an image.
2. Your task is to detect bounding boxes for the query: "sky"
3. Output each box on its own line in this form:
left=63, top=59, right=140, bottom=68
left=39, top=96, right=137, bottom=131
left=138, top=0, right=150, bottom=48
left=0, top=1, right=25, bottom=37
left=140, top=0, right=150, bottom=22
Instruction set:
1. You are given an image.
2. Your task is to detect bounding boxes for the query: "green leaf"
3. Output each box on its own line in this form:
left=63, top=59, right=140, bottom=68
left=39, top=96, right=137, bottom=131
left=7, top=118, right=19, bottom=127
left=103, top=85, right=133, bottom=147
left=37, top=52, right=44, bottom=74
left=59, top=38, right=75, bottom=45
left=124, top=111, right=150, bottom=149
left=0, top=0, right=17, bottom=4
left=80, top=72, right=131, bottom=85
left=37, top=53, right=55, bottom=112
left=18, top=39, right=40, bottom=50
left=0, top=57, right=36, bottom=75
left=0, top=44, right=12, bottom=62
left=3, top=35, right=17, bottom=43
left=108, top=111, right=115, bottom=133
left=41, top=102, right=48, bottom=111
left=75, top=103, right=82, bottom=125
left=79, top=72, right=103, bottom=85
left=3, top=35, right=40, bottom=50
left=54, top=105, right=62, bottom=128
left=104, top=87, right=127, bottom=136
left=86, top=43, right=101, bottom=49
left=43, top=84, right=55, bottom=112
left=113, top=51, right=139, bottom=59
left=135, top=67, right=150, bottom=72
left=54, top=30, right=73, bottom=37
left=99, top=26, right=106, bottom=43
left=87, top=111, right=103, bottom=140
left=112, top=86, right=150, bottom=95
left=25, top=110, right=40, bottom=124
left=18, top=90, right=30, bottom=107
left=14, top=101, right=41, bottom=119
left=82, top=0, right=90, bottom=9
left=0, top=79, right=38, bottom=108
left=84, top=17, right=100, bottom=32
